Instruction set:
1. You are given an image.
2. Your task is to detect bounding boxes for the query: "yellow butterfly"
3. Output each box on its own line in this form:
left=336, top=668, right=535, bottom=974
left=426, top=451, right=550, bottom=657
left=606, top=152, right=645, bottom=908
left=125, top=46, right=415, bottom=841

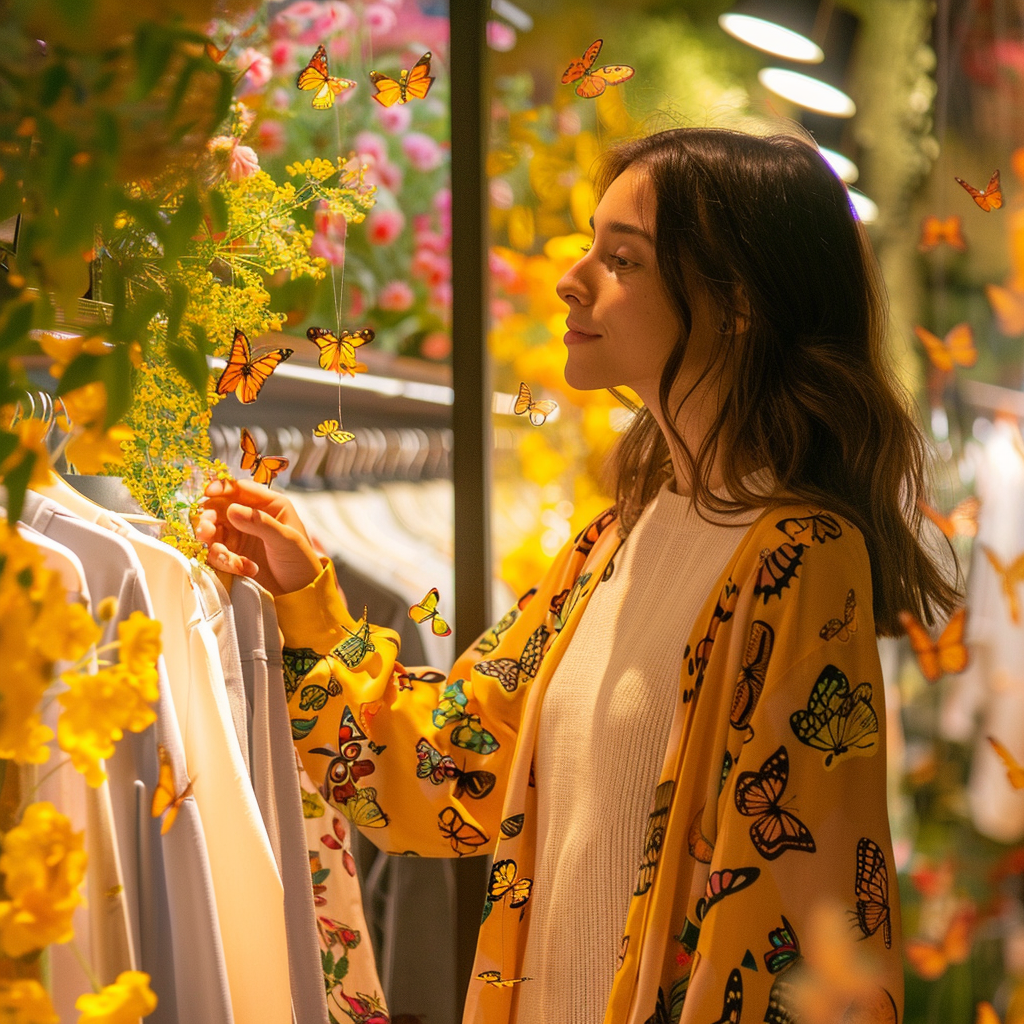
left=307, top=326, right=374, bottom=376
left=340, top=787, right=388, bottom=828
left=151, top=744, right=195, bottom=835
left=988, top=735, right=1024, bottom=789
left=313, top=419, right=355, bottom=445
left=477, top=971, right=531, bottom=988
left=986, top=283, right=1024, bottom=336
left=914, top=323, right=977, bottom=372
left=819, top=588, right=857, bottom=641
left=488, top=858, right=533, bottom=908
left=408, top=587, right=452, bottom=637
left=981, top=545, right=1024, bottom=624
left=513, top=381, right=558, bottom=426
left=369, top=51, right=434, bottom=107
left=296, top=45, right=356, bottom=110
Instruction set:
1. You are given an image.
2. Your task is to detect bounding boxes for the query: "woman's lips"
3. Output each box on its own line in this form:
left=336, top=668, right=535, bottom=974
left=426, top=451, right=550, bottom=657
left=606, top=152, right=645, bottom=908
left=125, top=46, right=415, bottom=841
left=564, top=324, right=600, bottom=345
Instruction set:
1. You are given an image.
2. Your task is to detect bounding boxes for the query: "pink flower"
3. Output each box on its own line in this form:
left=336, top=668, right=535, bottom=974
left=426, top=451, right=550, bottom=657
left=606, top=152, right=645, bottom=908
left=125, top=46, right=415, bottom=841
left=354, top=130, right=388, bottom=166
left=237, top=48, right=273, bottom=91
left=373, top=161, right=403, bottom=194
left=428, top=282, right=452, bottom=314
left=270, top=40, right=298, bottom=72
left=412, top=214, right=432, bottom=235
left=489, top=250, right=518, bottom=288
left=412, top=249, right=450, bottom=286
left=229, top=144, right=260, bottom=181
left=421, top=331, right=451, bottom=360
left=256, top=120, right=286, bottom=156
left=433, top=187, right=452, bottom=216
left=376, top=103, right=412, bottom=135
left=491, top=298, right=514, bottom=321
left=377, top=281, right=415, bottom=312
left=366, top=208, right=406, bottom=246
left=365, top=3, right=398, bottom=34
left=279, top=0, right=320, bottom=23
left=311, top=235, right=346, bottom=266
left=269, top=86, right=292, bottom=111
left=314, top=200, right=348, bottom=244
left=314, top=1, right=354, bottom=36
left=490, top=178, right=513, bottom=210
left=402, top=132, right=444, bottom=173
left=327, top=35, right=351, bottom=61
left=414, top=230, right=447, bottom=255
left=487, top=20, right=517, bottom=52
left=347, top=286, right=365, bottom=319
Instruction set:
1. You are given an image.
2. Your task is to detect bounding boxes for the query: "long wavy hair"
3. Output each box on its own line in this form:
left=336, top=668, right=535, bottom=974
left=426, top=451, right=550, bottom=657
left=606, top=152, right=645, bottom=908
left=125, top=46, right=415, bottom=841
left=598, top=127, right=960, bottom=636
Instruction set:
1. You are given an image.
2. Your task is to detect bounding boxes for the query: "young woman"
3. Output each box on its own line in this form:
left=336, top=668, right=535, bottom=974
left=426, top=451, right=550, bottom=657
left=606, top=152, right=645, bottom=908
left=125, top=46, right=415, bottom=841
left=197, top=127, right=958, bottom=1024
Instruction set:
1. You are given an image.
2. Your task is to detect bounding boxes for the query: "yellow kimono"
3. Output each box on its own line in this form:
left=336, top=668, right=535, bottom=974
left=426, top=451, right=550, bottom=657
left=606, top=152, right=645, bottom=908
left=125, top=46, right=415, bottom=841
left=275, top=503, right=904, bottom=1024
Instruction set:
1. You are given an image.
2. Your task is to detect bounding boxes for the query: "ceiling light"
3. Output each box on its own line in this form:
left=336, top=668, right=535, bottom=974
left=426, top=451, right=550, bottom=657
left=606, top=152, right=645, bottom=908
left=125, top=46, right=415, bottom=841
left=759, top=67, right=856, bottom=116
left=719, top=11, right=823, bottom=63
left=847, top=187, right=878, bottom=223
left=818, top=145, right=858, bottom=183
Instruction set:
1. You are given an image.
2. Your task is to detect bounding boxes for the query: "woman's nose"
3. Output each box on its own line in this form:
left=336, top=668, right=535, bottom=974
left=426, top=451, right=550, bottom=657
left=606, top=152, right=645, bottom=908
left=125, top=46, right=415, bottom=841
left=556, top=257, right=591, bottom=307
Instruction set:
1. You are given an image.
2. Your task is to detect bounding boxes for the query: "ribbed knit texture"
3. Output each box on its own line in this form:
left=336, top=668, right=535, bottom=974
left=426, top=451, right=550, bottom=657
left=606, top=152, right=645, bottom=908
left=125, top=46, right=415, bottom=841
left=516, top=484, right=758, bottom=1024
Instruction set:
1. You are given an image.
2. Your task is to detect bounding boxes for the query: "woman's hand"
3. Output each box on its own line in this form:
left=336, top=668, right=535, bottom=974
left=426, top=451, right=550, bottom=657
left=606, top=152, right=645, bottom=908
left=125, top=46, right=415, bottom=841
left=195, top=478, right=323, bottom=597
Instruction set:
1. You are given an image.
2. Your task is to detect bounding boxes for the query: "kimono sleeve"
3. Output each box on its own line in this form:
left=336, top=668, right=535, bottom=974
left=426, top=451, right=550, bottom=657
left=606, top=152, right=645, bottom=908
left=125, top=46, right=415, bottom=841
left=273, top=538, right=577, bottom=858
left=680, top=526, right=904, bottom=1024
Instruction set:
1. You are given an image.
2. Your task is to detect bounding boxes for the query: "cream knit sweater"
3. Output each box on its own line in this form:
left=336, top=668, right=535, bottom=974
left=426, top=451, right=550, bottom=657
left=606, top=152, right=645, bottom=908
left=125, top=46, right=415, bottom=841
left=516, top=484, right=759, bottom=1024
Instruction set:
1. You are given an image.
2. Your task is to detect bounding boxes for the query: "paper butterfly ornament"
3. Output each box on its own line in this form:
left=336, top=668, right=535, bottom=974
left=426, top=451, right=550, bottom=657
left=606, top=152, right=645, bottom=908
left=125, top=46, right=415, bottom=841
left=918, top=497, right=980, bottom=539
left=914, top=323, right=977, bottom=372
left=409, top=587, right=452, bottom=637
left=216, top=328, right=293, bottom=404
left=313, top=419, right=355, bottom=445
left=239, top=427, right=289, bottom=485
left=297, top=44, right=356, bottom=109
left=955, top=170, right=1002, bottom=211
left=918, top=215, right=967, bottom=252
left=307, top=326, right=374, bottom=376
left=986, top=284, right=1024, bottom=336
left=369, top=51, right=434, bottom=106
left=561, top=39, right=635, bottom=98
left=899, top=608, right=968, bottom=682
left=513, top=381, right=558, bottom=426
left=988, top=735, right=1024, bottom=790
left=151, top=744, right=195, bottom=835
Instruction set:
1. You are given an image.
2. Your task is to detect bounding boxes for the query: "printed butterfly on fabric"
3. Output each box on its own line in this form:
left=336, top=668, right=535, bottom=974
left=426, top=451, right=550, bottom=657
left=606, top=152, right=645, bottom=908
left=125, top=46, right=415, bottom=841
left=296, top=673, right=342, bottom=713
left=473, top=624, right=550, bottom=693
left=561, top=38, right=636, bottom=98
left=918, top=214, right=967, bottom=252
left=778, top=511, right=843, bottom=545
left=313, top=419, right=354, bottom=445
left=341, top=787, right=388, bottom=828
left=573, top=507, right=616, bottom=557
left=754, top=542, right=804, bottom=604
left=790, top=663, right=878, bottom=769
left=730, top=620, right=774, bottom=730
left=488, top=858, right=533, bottom=908
left=764, top=915, right=801, bottom=974
left=414, top=738, right=496, bottom=799
left=151, top=744, right=195, bottom=835
left=409, top=587, right=452, bottom=637
left=686, top=580, right=739, bottom=698
left=914, top=323, right=977, bottom=372
left=474, top=607, right=518, bottom=654
left=982, top=545, right=1024, bottom=624
left=369, top=51, right=435, bottom=106
left=513, top=381, right=558, bottom=426
left=550, top=572, right=592, bottom=631
left=438, top=806, right=489, bottom=855
left=215, top=328, right=293, bottom=404
left=500, top=813, right=525, bottom=839
left=986, top=283, right=1024, bottom=336
left=282, top=646, right=321, bottom=701
left=477, top=971, right=531, bottom=988
left=899, top=607, right=968, bottom=682
left=688, top=807, right=713, bottom=863
left=310, top=705, right=376, bottom=806
left=906, top=907, right=973, bottom=980
left=307, top=326, right=374, bottom=376
left=239, top=427, right=289, bottom=486
left=695, top=866, right=761, bottom=922
left=643, top=976, right=689, bottom=1024
left=396, top=667, right=446, bottom=691
left=820, top=588, right=857, bottom=641
left=711, top=969, right=743, bottom=1024
left=296, top=44, right=356, bottom=109
left=918, top=497, right=980, bottom=540
left=634, top=780, right=674, bottom=895
left=956, top=169, right=1002, bottom=211
left=329, top=608, right=376, bottom=670
left=852, top=836, right=892, bottom=948
left=988, top=735, right=1024, bottom=789
left=734, top=746, right=815, bottom=861
left=432, top=680, right=500, bottom=754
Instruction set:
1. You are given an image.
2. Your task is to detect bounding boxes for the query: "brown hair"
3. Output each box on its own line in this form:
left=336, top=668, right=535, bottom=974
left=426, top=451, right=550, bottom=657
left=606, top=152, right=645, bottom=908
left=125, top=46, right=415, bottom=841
left=599, top=127, right=960, bottom=636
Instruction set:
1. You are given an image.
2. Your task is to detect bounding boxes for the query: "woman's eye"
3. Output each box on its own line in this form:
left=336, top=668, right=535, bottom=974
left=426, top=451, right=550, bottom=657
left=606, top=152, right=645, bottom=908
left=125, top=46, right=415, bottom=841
left=610, top=254, right=631, bottom=268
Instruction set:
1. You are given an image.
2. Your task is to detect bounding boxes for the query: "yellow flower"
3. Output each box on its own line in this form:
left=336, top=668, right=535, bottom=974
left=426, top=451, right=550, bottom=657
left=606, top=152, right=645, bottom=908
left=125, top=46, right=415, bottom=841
left=75, top=971, right=157, bottom=1023
left=0, top=979, right=58, bottom=1024
left=0, top=419, right=51, bottom=487
left=64, top=424, right=133, bottom=475
left=96, top=596, right=119, bottom=622
left=0, top=801, right=87, bottom=957
left=34, top=597, right=101, bottom=663
left=117, top=611, right=162, bottom=675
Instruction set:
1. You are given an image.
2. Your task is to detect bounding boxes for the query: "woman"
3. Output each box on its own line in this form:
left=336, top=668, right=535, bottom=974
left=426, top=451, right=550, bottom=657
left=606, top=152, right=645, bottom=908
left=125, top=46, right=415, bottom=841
left=198, top=127, right=958, bottom=1024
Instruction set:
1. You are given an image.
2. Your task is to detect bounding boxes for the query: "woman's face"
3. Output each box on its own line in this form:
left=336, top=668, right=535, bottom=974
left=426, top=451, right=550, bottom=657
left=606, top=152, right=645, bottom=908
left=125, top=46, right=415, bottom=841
left=556, top=164, right=686, bottom=396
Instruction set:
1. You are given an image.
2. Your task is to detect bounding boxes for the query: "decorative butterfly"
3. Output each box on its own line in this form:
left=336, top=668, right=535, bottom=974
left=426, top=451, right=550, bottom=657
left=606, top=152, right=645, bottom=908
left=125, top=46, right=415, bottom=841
left=918, top=214, right=967, bottom=252
left=239, top=427, right=289, bottom=485
left=473, top=624, right=549, bottom=693
left=899, top=607, right=968, bottom=682
left=790, top=663, right=878, bottom=769
left=986, top=283, right=1024, bottom=336
left=573, top=508, right=617, bottom=557
left=552, top=572, right=591, bottom=631
left=500, top=813, right=525, bottom=839
left=205, top=38, right=233, bottom=63
left=918, top=497, right=980, bottom=540
left=905, top=907, right=973, bottom=979
left=313, top=419, right=355, bottom=445
left=477, top=971, right=531, bottom=988
left=561, top=38, right=636, bottom=98
left=852, top=836, right=892, bottom=948
left=488, top=858, right=533, bottom=908
left=369, top=51, right=435, bottom=107
left=982, top=546, right=1024, bottom=624
left=914, top=323, right=977, bottom=372
left=687, top=580, right=740, bottom=697
left=976, top=1002, right=1003, bottom=1024
left=307, top=326, right=374, bottom=376
left=329, top=610, right=376, bottom=670
left=688, top=807, right=714, bottom=863
left=730, top=620, right=774, bottom=729
left=296, top=44, right=356, bottom=110
left=956, top=169, right=1002, bottom=211
left=341, top=786, right=388, bottom=828
left=645, top=976, right=689, bottom=1024
left=734, top=746, right=815, bottom=861
left=695, top=866, right=761, bottom=922
left=754, top=542, right=804, bottom=603
left=414, top=738, right=496, bottom=799
left=432, top=680, right=500, bottom=754
left=634, top=780, right=674, bottom=896
left=283, top=646, right=321, bottom=701
left=151, top=744, right=195, bottom=835
left=820, top=588, right=857, bottom=642
left=438, top=806, right=489, bottom=855
left=513, top=381, right=558, bottom=426
left=764, top=915, right=801, bottom=974
left=988, top=735, right=1024, bottom=789
left=777, top=512, right=843, bottom=545
left=215, top=328, right=293, bottom=404
left=396, top=668, right=446, bottom=691
left=711, top=969, right=743, bottom=1024
left=409, top=587, right=452, bottom=637
left=310, top=705, right=375, bottom=804
left=473, top=607, right=518, bottom=654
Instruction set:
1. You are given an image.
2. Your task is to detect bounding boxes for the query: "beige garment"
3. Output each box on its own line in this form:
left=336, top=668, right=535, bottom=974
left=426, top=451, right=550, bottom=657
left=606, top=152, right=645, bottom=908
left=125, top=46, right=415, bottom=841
left=517, top=485, right=757, bottom=1024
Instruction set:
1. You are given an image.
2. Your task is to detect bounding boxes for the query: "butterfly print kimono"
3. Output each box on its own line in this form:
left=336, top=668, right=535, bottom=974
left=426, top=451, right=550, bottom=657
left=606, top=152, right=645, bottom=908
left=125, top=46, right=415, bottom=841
left=276, top=503, right=904, bottom=1024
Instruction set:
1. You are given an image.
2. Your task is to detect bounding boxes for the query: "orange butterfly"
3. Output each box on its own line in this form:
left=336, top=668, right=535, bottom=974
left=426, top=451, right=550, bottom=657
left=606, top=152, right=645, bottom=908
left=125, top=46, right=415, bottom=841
left=914, top=323, right=977, bottom=372
left=985, top=283, right=1024, bottom=336
left=306, top=326, right=373, bottom=376
left=956, top=170, right=1002, bottom=211
left=205, top=38, right=233, bottom=62
left=988, top=735, right=1024, bottom=789
left=561, top=39, right=635, bottom=99
left=975, top=1003, right=1002, bottom=1024
left=899, top=608, right=969, bottom=683
left=151, top=744, right=195, bottom=835
left=918, top=496, right=980, bottom=539
left=918, top=215, right=967, bottom=252
left=513, top=381, right=558, bottom=426
left=369, top=52, right=434, bottom=107
left=905, top=907, right=974, bottom=980
left=215, top=328, right=293, bottom=404
left=981, top=545, right=1024, bottom=624
left=239, top=427, right=289, bottom=486
left=297, top=45, right=356, bottom=110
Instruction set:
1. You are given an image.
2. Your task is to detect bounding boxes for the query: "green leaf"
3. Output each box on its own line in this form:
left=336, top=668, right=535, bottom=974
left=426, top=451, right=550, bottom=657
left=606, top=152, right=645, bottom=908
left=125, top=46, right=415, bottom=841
left=56, top=353, right=105, bottom=396
left=291, top=716, right=318, bottom=740
left=332, top=956, right=348, bottom=982
left=214, top=68, right=234, bottom=126
left=166, top=56, right=201, bottom=124
left=321, top=949, right=335, bottom=976
left=311, top=867, right=330, bottom=885
left=40, top=64, right=70, bottom=107
left=207, top=190, right=229, bottom=235
left=133, top=23, right=175, bottom=99
left=100, top=344, right=132, bottom=428
left=0, top=300, right=34, bottom=353
left=164, top=282, right=188, bottom=347
left=301, top=789, right=325, bottom=819
left=2, top=452, right=33, bottom=523
left=161, top=188, right=202, bottom=265
left=166, top=338, right=209, bottom=404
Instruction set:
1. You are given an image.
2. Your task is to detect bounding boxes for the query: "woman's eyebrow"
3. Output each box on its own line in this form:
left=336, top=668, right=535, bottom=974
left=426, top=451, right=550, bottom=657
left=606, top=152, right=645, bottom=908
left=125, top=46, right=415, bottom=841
left=589, top=215, right=654, bottom=245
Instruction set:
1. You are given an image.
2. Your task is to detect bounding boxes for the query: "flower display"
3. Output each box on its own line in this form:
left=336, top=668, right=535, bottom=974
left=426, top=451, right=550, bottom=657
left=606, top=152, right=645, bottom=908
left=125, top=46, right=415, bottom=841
left=74, top=971, right=158, bottom=1024
left=0, top=980, right=58, bottom=1024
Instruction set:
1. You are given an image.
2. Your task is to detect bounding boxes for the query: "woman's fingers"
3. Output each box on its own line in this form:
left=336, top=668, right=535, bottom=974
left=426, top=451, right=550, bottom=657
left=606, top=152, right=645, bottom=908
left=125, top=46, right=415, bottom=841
left=207, top=541, right=260, bottom=578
